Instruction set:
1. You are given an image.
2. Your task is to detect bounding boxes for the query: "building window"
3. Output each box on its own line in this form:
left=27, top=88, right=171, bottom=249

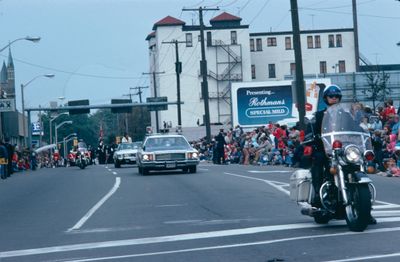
left=307, top=36, right=313, bottom=49
left=186, top=33, right=193, bottom=47
left=251, top=65, right=256, bottom=79
left=267, top=37, right=277, bottom=47
left=328, top=34, right=335, bottom=48
left=285, top=37, right=292, bottom=50
left=338, top=60, right=346, bottom=73
left=320, top=61, right=327, bottom=74
left=290, top=63, right=296, bottom=75
left=314, top=35, right=321, bottom=48
left=268, top=64, right=276, bottom=78
left=250, top=39, right=255, bottom=52
left=336, top=34, right=342, bottom=47
left=256, top=38, right=262, bottom=51
left=207, top=32, right=212, bottom=46
left=231, top=31, right=237, bottom=45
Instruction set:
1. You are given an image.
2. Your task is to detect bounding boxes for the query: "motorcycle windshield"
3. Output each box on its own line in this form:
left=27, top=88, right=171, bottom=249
left=321, top=103, right=372, bottom=156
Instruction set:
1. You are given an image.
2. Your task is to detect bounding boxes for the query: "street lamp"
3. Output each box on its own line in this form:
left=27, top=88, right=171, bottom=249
left=63, top=132, right=77, bottom=159
left=55, top=120, right=72, bottom=146
left=49, top=112, right=69, bottom=144
left=21, top=74, right=55, bottom=147
left=0, top=36, right=41, bottom=53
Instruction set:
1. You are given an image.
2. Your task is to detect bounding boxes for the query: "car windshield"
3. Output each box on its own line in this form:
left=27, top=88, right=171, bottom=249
left=118, top=142, right=141, bottom=150
left=144, top=136, right=191, bottom=150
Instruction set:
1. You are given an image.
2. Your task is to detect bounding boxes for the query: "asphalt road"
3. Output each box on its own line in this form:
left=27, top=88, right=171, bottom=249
left=0, top=163, right=400, bottom=262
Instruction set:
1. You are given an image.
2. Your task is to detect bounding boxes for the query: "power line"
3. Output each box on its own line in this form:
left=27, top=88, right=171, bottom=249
left=300, top=7, right=400, bottom=20
left=1, top=54, right=144, bottom=80
left=302, top=0, right=376, bottom=10
left=248, top=0, right=272, bottom=25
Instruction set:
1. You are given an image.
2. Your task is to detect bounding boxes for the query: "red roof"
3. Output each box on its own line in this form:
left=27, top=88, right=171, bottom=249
left=210, top=12, right=242, bottom=22
left=153, top=16, right=185, bottom=30
left=145, top=31, right=156, bottom=41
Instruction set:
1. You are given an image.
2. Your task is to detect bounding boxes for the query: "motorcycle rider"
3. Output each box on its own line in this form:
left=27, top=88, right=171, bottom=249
left=307, top=84, right=377, bottom=224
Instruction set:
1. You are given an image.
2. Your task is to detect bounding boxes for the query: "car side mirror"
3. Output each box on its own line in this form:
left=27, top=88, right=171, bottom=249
left=142, top=146, right=146, bottom=151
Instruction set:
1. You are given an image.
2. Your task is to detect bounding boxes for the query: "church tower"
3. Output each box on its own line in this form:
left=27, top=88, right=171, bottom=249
left=6, top=47, right=15, bottom=98
left=0, top=61, right=7, bottom=98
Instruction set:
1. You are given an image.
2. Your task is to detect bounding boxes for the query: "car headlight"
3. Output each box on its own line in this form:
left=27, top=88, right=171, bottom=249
left=143, top=154, right=149, bottom=160
left=117, top=154, right=123, bottom=159
left=192, top=152, right=198, bottom=158
left=344, top=145, right=362, bottom=164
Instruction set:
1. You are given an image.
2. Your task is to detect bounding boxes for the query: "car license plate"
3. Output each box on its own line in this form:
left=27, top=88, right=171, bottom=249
left=166, top=163, right=176, bottom=168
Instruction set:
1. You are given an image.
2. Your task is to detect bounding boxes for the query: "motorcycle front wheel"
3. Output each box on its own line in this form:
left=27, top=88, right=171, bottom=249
left=345, top=184, right=371, bottom=232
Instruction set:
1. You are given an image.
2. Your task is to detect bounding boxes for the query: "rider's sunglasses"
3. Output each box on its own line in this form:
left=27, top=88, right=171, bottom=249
left=327, top=95, right=340, bottom=99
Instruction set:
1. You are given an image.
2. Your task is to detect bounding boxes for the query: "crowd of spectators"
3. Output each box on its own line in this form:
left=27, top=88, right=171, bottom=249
left=191, top=99, right=400, bottom=177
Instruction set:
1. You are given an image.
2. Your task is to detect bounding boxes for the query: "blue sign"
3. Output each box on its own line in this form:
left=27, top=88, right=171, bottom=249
left=31, top=122, right=43, bottom=136
left=236, top=85, right=293, bottom=126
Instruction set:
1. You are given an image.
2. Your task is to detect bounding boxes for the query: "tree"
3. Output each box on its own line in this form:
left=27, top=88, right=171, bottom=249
left=362, top=66, right=391, bottom=112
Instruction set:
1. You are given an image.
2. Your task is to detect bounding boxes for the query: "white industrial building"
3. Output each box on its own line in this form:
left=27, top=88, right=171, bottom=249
left=146, top=12, right=356, bottom=129
left=250, top=28, right=356, bottom=81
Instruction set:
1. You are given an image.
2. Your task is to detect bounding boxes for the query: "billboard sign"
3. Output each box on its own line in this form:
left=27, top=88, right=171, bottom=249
left=0, top=98, right=15, bottom=112
left=31, top=122, right=43, bottom=136
left=231, top=79, right=330, bottom=128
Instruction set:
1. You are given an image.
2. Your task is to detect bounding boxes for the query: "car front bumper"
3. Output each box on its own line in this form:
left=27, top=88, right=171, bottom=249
left=140, top=159, right=199, bottom=170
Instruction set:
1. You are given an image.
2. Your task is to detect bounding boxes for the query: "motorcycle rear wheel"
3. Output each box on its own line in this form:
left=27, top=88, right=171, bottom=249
left=345, top=184, right=371, bottom=232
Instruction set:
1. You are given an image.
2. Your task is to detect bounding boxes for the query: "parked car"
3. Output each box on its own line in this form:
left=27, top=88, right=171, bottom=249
left=113, top=142, right=142, bottom=168
left=137, top=134, right=199, bottom=175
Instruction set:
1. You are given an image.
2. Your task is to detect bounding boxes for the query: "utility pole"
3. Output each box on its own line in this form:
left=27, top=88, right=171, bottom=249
left=130, top=86, right=149, bottom=133
left=143, top=71, right=164, bottom=133
left=162, top=40, right=186, bottom=127
left=183, top=6, right=219, bottom=143
left=290, top=0, right=306, bottom=130
left=130, top=86, right=149, bottom=103
left=352, top=0, right=360, bottom=71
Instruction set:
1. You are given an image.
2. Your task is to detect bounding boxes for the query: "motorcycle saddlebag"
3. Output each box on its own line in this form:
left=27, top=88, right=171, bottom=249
left=290, top=169, right=312, bottom=202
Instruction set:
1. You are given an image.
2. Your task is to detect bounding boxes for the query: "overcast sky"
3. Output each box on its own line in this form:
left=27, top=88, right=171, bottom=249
left=0, top=0, right=399, bottom=117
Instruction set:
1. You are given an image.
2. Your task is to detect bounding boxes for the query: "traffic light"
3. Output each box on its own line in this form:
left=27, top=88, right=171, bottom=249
left=68, top=100, right=90, bottom=115
left=111, top=99, right=132, bottom=113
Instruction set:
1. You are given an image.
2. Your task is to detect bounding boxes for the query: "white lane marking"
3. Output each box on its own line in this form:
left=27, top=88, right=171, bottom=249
left=164, top=220, right=203, bottom=224
left=248, top=170, right=292, bottom=173
left=66, top=177, right=121, bottom=232
left=322, top=252, right=400, bottom=262
left=155, top=204, right=187, bottom=208
left=374, top=204, right=400, bottom=210
left=375, top=200, right=400, bottom=208
left=224, top=172, right=290, bottom=196
left=34, top=226, right=400, bottom=262
left=225, top=172, right=400, bottom=211
left=372, top=210, right=400, bottom=217
left=112, top=172, right=117, bottom=175
left=199, top=168, right=209, bottom=171
left=3, top=220, right=400, bottom=259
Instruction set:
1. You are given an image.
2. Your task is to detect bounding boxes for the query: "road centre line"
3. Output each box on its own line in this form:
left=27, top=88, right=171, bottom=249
left=5, top=226, right=400, bottom=261
left=224, top=172, right=290, bottom=196
left=248, top=170, right=292, bottom=173
left=66, top=177, right=121, bottom=232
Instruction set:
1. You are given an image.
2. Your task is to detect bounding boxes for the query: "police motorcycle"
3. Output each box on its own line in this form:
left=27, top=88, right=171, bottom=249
left=75, top=148, right=88, bottom=169
left=290, top=103, right=376, bottom=232
left=75, top=141, right=90, bottom=169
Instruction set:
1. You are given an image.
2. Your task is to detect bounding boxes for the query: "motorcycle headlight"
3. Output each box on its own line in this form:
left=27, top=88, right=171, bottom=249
left=344, top=145, right=362, bottom=164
